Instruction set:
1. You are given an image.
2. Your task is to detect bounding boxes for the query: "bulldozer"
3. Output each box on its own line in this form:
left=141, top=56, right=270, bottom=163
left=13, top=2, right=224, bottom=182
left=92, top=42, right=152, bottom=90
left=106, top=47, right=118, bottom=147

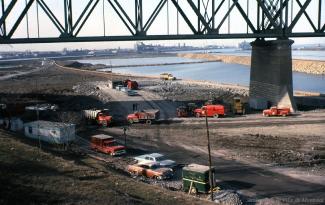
left=232, top=97, right=246, bottom=115
left=176, top=103, right=197, bottom=117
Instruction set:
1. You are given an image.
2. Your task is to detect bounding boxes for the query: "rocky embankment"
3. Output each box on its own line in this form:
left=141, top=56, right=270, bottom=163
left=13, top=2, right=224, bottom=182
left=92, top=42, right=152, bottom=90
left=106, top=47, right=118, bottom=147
left=178, top=53, right=325, bottom=75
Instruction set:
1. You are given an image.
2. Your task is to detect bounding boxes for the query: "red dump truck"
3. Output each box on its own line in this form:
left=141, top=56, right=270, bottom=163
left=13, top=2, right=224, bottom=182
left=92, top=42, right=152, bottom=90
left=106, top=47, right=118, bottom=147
left=127, top=109, right=159, bottom=124
left=194, top=104, right=225, bottom=118
left=83, top=109, right=112, bottom=127
left=91, top=134, right=126, bottom=156
left=263, top=107, right=291, bottom=117
left=124, top=79, right=138, bottom=90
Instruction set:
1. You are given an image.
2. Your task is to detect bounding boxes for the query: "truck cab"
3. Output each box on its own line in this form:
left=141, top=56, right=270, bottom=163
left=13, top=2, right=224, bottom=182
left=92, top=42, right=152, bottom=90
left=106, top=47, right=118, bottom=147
left=91, top=134, right=126, bottom=156
left=194, top=104, right=225, bottom=118
left=96, top=110, right=112, bottom=126
left=263, top=107, right=291, bottom=117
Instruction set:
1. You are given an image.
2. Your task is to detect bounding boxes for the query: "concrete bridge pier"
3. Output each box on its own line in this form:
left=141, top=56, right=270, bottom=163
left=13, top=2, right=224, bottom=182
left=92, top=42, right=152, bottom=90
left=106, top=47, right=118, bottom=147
left=249, top=38, right=297, bottom=111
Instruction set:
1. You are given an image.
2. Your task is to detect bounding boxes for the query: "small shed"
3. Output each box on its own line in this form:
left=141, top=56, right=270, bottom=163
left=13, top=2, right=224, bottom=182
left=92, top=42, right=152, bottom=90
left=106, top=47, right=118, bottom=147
left=107, top=80, right=123, bottom=89
left=24, top=121, right=75, bottom=144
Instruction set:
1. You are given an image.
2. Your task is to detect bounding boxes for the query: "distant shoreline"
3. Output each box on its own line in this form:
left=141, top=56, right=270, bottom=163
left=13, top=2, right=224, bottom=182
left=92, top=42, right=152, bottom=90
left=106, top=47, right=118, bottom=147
left=178, top=53, right=325, bottom=75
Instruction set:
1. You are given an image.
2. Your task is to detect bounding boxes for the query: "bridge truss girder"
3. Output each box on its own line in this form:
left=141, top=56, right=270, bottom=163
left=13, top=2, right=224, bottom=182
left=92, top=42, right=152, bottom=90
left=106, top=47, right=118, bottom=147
left=0, top=0, right=324, bottom=44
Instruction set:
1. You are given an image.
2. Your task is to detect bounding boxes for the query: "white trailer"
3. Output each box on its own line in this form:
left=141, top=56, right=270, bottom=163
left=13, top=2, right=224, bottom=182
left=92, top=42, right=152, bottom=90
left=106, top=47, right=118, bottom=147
left=24, top=121, right=75, bottom=144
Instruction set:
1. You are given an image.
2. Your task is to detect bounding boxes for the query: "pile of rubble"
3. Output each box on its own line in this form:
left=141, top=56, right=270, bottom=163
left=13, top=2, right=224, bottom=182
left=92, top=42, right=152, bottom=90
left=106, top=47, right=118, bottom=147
left=72, top=81, right=112, bottom=104
left=211, top=190, right=243, bottom=205
left=142, top=80, right=248, bottom=103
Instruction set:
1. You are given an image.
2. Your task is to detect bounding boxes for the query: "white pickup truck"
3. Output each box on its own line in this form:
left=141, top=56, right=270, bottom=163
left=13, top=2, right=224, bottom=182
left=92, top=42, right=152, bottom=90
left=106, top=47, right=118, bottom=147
left=134, top=153, right=176, bottom=168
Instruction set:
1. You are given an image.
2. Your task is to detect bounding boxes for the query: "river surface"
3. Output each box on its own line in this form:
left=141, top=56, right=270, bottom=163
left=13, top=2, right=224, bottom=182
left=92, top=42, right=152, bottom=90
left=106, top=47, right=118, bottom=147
left=79, top=56, right=325, bottom=94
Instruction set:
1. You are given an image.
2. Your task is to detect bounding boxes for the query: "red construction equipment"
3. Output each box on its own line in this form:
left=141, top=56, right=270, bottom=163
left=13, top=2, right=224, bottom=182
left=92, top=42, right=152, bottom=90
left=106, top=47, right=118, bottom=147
left=90, top=134, right=126, bottom=156
left=124, top=79, right=138, bottom=90
left=194, top=105, right=225, bottom=118
left=127, top=109, right=159, bottom=124
left=263, top=107, right=291, bottom=117
left=176, top=103, right=197, bottom=117
left=83, top=109, right=112, bottom=127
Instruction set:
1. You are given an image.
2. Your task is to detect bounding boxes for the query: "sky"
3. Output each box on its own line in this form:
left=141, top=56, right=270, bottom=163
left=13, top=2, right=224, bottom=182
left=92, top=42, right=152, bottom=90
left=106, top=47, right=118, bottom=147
left=1, top=0, right=325, bottom=51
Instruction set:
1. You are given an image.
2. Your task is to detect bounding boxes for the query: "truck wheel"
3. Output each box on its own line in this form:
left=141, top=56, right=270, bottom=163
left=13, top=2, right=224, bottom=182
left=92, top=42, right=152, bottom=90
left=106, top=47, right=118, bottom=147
left=128, top=119, right=134, bottom=124
left=146, top=120, right=152, bottom=125
left=213, top=114, right=219, bottom=118
left=282, top=114, right=287, bottom=117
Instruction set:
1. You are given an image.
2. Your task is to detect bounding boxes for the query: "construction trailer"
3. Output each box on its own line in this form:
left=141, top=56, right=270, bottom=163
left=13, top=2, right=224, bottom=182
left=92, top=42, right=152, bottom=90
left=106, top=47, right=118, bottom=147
left=182, top=164, right=216, bottom=194
left=24, top=121, right=75, bottom=144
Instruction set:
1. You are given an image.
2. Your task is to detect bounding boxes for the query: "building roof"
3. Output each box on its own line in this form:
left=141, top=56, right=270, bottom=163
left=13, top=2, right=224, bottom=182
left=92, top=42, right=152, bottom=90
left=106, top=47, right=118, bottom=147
left=24, top=120, right=75, bottom=129
left=183, top=163, right=214, bottom=173
left=91, top=134, right=114, bottom=140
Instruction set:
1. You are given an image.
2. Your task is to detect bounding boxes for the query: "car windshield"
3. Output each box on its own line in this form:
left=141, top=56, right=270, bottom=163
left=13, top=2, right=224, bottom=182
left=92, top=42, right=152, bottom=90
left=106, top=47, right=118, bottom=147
left=155, top=156, right=166, bottom=161
left=104, top=141, right=118, bottom=147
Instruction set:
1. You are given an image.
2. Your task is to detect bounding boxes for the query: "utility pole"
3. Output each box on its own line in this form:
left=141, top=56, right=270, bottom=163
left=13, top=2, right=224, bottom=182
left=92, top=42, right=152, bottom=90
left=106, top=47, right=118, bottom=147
left=122, top=126, right=128, bottom=147
left=205, top=110, right=214, bottom=201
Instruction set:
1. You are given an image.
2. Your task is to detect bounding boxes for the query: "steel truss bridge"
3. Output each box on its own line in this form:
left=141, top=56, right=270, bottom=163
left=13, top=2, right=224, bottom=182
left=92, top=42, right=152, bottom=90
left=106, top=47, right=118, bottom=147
left=0, top=0, right=324, bottom=44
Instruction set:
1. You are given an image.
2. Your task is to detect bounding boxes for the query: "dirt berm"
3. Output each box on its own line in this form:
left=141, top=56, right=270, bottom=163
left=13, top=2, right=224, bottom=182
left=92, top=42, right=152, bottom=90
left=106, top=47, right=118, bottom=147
left=178, top=53, right=325, bottom=75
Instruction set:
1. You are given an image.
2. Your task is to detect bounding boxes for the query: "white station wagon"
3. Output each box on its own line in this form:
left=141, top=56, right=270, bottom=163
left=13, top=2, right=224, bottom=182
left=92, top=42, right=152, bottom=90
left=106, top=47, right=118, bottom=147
left=134, top=153, right=176, bottom=168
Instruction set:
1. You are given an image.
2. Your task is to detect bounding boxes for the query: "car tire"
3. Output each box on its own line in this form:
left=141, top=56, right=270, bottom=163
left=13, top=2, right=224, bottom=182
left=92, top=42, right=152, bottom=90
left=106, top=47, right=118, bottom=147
left=146, top=120, right=152, bottom=125
left=128, top=119, right=134, bottom=124
left=213, top=114, right=219, bottom=118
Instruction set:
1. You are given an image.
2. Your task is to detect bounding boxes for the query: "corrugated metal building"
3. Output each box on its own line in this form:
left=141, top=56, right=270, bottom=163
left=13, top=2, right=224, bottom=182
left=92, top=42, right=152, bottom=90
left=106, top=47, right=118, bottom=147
left=24, top=121, right=75, bottom=144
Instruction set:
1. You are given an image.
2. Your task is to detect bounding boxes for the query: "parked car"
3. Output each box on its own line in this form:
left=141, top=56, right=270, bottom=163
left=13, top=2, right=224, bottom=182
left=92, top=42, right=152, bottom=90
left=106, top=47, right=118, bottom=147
left=134, top=153, right=176, bottom=168
left=127, top=90, right=138, bottom=96
left=127, top=162, right=173, bottom=180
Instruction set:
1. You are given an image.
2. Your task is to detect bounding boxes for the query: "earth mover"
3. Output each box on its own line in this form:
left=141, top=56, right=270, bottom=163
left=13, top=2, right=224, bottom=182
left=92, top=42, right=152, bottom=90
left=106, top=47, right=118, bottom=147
left=176, top=103, right=197, bottom=117
left=160, top=73, right=176, bottom=81
left=232, top=97, right=246, bottom=115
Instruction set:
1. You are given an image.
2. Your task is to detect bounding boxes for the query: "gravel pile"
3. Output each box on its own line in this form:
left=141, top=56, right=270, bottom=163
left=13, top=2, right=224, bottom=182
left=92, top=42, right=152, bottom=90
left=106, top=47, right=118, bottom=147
left=72, top=81, right=111, bottom=103
left=211, top=190, right=243, bottom=205
left=143, top=81, right=248, bottom=103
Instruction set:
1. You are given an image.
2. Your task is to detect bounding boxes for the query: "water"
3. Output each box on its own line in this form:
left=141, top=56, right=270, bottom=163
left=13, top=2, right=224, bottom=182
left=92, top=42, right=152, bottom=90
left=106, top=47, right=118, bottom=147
left=78, top=57, right=201, bottom=66
left=79, top=56, right=325, bottom=94
left=107, top=63, right=325, bottom=93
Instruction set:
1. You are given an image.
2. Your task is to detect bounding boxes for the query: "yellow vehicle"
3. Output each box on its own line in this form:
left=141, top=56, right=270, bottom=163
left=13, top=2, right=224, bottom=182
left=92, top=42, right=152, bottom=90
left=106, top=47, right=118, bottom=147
left=160, top=73, right=176, bottom=80
left=233, top=97, right=245, bottom=115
